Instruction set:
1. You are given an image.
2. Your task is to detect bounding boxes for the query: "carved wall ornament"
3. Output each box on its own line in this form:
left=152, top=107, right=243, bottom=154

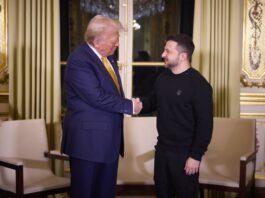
left=0, top=0, right=8, bottom=85
left=241, top=0, right=265, bottom=87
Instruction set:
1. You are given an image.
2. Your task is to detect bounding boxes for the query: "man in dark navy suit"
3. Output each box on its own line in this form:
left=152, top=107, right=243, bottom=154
left=61, top=15, right=142, bottom=198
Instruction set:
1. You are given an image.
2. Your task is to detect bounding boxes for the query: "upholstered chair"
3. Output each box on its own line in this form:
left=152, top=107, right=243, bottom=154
left=199, top=118, right=256, bottom=198
left=0, top=119, right=70, bottom=197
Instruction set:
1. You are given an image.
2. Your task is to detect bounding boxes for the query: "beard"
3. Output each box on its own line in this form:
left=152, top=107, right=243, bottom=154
left=164, top=57, right=179, bottom=69
left=164, top=60, right=177, bottom=69
left=166, top=63, right=177, bottom=69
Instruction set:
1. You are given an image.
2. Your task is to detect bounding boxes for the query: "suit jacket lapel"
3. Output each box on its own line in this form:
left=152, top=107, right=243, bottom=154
left=83, top=44, right=105, bottom=71
left=84, top=44, right=124, bottom=96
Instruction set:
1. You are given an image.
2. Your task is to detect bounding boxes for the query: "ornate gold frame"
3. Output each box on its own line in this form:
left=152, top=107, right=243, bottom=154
left=0, top=0, right=8, bottom=86
left=241, top=0, right=265, bottom=87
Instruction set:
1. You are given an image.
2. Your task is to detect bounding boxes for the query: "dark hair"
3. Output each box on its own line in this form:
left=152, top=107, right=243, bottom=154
left=166, top=34, right=195, bottom=61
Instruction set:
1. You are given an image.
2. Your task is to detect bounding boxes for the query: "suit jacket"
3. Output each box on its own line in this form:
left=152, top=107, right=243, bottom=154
left=61, top=43, right=133, bottom=163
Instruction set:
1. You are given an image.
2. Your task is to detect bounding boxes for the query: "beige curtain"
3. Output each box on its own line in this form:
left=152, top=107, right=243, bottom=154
left=7, top=0, right=61, bottom=151
left=192, top=0, right=242, bottom=117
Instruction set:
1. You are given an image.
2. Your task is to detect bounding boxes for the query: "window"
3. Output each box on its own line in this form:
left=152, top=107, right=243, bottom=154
left=60, top=0, right=194, bottom=115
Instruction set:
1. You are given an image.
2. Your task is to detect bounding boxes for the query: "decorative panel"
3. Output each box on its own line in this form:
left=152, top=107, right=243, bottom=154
left=0, top=0, right=8, bottom=89
left=241, top=0, right=265, bottom=87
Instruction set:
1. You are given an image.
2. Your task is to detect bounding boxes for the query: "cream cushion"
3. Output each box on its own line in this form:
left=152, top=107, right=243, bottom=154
left=0, top=119, right=69, bottom=194
left=199, top=118, right=256, bottom=188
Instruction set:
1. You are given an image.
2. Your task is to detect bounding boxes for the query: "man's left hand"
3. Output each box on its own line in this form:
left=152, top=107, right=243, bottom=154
left=184, top=157, right=200, bottom=175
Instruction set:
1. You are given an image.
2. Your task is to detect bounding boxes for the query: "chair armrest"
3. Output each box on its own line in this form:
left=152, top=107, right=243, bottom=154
left=0, top=157, right=24, bottom=195
left=239, top=151, right=256, bottom=188
left=240, top=151, right=256, bottom=163
left=0, top=157, right=23, bottom=169
left=44, top=150, right=69, bottom=161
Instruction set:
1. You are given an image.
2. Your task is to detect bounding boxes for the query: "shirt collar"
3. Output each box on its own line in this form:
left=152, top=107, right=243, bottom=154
left=87, top=42, right=102, bottom=60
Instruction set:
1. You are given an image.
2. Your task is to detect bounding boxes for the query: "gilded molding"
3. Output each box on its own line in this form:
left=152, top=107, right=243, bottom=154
left=240, top=93, right=265, bottom=105
left=241, top=101, right=265, bottom=105
left=241, top=93, right=265, bottom=96
left=240, top=93, right=265, bottom=117
left=241, top=0, right=265, bottom=87
left=132, top=62, right=164, bottom=66
left=240, top=113, right=265, bottom=117
left=60, top=61, right=67, bottom=65
left=0, top=0, right=8, bottom=85
left=0, top=93, right=8, bottom=103
left=256, top=173, right=265, bottom=180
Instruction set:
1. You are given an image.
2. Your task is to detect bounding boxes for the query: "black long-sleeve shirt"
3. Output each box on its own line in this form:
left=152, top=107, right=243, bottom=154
left=142, top=67, right=213, bottom=161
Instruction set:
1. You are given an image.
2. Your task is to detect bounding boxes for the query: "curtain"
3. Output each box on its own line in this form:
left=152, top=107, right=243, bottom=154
left=7, top=0, right=61, bottom=151
left=192, top=0, right=242, bottom=117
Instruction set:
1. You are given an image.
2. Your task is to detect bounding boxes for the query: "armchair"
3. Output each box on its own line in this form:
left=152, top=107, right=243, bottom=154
left=0, top=119, right=70, bottom=197
left=199, top=118, right=256, bottom=198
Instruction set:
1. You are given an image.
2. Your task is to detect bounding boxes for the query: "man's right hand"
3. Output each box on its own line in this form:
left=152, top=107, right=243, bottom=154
left=132, top=98, right=143, bottom=115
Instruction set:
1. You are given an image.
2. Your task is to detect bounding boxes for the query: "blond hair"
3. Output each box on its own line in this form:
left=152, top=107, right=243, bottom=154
left=84, top=15, right=123, bottom=44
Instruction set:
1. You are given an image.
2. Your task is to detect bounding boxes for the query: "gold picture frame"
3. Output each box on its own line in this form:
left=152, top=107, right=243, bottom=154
left=0, top=0, right=8, bottom=87
left=241, top=0, right=265, bottom=87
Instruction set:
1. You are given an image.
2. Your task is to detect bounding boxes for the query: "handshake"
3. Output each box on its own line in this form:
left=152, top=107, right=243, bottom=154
left=132, top=98, right=143, bottom=115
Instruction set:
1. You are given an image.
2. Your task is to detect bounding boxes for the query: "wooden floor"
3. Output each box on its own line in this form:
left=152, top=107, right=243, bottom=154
left=53, top=194, right=156, bottom=198
left=116, top=196, right=155, bottom=198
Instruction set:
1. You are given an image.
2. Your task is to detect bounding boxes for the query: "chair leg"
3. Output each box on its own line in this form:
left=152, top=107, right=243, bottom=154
left=250, top=182, right=255, bottom=198
left=39, top=193, right=48, bottom=198
left=239, top=190, right=246, bottom=198
left=239, top=185, right=255, bottom=198
left=0, top=191, right=9, bottom=198
left=199, top=187, right=204, bottom=198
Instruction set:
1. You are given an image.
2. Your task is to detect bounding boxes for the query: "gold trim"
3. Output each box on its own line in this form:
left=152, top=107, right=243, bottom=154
left=0, top=92, right=8, bottom=95
left=61, top=61, right=67, bottom=65
left=256, top=170, right=265, bottom=179
left=0, top=0, right=8, bottom=85
left=240, top=93, right=265, bottom=105
left=240, top=93, right=265, bottom=97
left=132, top=62, right=164, bottom=66
left=240, top=113, right=265, bottom=117
left=117, top=61, right=122, bottom=70
left=0, top=94, right=8, bottom=103
left=241, top=74, right=265, bottom=87
left=0, top=112, right=8, bottom=116
left=241, top=102, right=265, bottom=105
left=255, top=174, right=265, bottom=180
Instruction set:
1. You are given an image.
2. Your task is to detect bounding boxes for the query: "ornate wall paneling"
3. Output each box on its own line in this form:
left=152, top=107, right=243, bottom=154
left=0, top=0, right=8, bottom=87
left=241, top=0, right=265, bottom=87
left=240, top=0, right=265, bottom=189
left=0, top=0, right=8, bottom=118
left=240, top=93, right=265, bottom=189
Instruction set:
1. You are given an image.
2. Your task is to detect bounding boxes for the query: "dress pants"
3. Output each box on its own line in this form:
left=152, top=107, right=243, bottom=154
left=154, top=148, right=199, bottom=198
left=69, top=157, right=118, bottom=198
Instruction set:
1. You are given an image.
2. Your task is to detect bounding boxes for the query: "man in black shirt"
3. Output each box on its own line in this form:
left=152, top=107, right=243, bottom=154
left=141, top=34, right=213, bottom=198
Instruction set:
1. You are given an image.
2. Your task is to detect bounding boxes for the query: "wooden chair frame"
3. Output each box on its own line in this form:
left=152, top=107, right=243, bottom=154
left=199, top=118, right=257, bottom=198
left=0, top=151, right=70, bottom=198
